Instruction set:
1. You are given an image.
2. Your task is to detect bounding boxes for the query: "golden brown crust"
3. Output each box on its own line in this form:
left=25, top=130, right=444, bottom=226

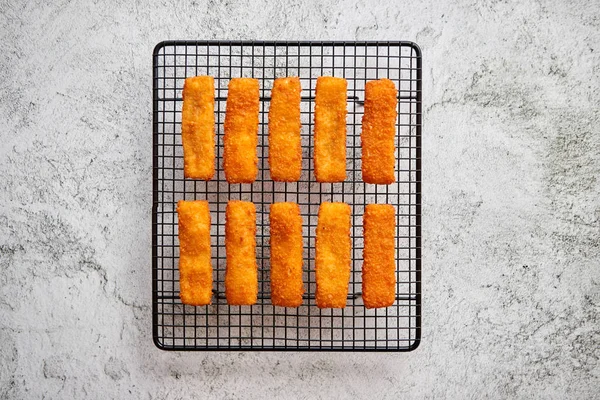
left=362, top=204, right=396, bottom=308
left=315, top=202, right=351, bottom=308
left=361, top=79, right=398, bottom=184
left=314, top=77, right=347, bottom=182
left=268, top=77, right=302, bottom=182
left=269, top=202, right=304, bottom=307
left=225, top=200, right=258, bottom=305
left=224, top=78, right=259, bottom=183
left=181, top=76, right=215, bottom=180
left=177, top=200, right=213, bottom=305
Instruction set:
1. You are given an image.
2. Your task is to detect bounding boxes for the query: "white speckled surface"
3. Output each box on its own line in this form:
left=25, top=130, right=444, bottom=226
left=1, top=0, right=599, bottom=398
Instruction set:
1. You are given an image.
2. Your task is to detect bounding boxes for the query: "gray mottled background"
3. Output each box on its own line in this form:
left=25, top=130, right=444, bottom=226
left=1, top=0, right=599, bottom=398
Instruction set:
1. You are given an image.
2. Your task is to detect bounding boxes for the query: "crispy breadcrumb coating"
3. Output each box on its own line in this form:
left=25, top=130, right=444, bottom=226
left=181, top=76, right=215, bottom=180
left=315, top=202, right=351, bottom=308
left=362, top=204, right=396, bottom=308
left=314, top=77, right=347, bottom=182
left=225, top=200, right=258, bottom=305
left=224, top=78, right=259, bottom=183
left=361, top=79, right=397, bottom=184
left=270, top=202, right=304, bottom=307
left=177, top=200, right=213, bottom=305
left=269, top=77, right=302, bottom=182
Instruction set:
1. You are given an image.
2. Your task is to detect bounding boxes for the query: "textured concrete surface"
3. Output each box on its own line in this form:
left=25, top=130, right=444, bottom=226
left=1, top=0, right=599, bottom=398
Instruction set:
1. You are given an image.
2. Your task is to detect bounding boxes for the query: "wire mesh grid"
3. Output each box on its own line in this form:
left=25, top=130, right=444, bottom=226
left=152, top=41, right=421, bottom=351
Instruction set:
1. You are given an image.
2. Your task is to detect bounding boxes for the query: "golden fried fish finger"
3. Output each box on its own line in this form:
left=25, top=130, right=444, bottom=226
left=315, top=202, right=351, bottom=308
left=362, top=204, right=396, bottom=308
left=361, top=79, right=398, bottom=184
left=225, top=200, right=258, bottom=305
left=268, top=77, right=302, bottom=182
left=181, top=76, right=215, bottom=180
left=270, top=202, right=304, bottom=307
left=314, top=77, right=347, bottom=182
left=177, top=200, right=213, bottom=305
left=224, top=78, right=259, bottom=183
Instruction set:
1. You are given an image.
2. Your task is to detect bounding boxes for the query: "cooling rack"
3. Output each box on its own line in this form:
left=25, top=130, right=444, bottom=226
left=152, top=40, right=421, bottom=351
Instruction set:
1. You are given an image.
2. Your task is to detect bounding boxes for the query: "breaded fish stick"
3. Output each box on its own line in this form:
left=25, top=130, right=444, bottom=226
left=315, top=202, right=351, bottom=308
left=268, top=77, right=302, bottom=181
left=361, top=79, right=398, bottom=184
left=177, top=200, right=213, bottom=305
left=270, top=202, right=304, bottom=307
left=225, top=200, right=257, bottom=305
left=314, top=77, right=347, bottom=182
left=181, top=76, right=215, bottom=180
left=362, top=204, right=396, bottom=308
left=224, top=78, right=259, bottom=183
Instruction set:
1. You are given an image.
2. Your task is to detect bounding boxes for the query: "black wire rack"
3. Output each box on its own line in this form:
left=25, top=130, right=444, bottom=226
left=152, top=40, right=421, bottom=351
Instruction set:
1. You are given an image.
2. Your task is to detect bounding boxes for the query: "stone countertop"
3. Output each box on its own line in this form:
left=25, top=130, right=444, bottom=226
left=1, top=0, right=599, bottom=398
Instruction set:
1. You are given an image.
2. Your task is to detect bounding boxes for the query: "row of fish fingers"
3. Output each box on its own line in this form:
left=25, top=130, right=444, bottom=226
left=177, top=200, right=396, bottom=309
left=181, top=76, right=398, bottom=184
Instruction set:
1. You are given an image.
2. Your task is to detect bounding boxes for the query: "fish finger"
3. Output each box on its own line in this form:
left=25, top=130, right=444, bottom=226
left=314, top=77, right=347, bottom=182
left=270, top=202, right=304, bottom=307
left=177, top=200, right=213, bottom=305
left=361, top=79, right=397, bottom=184
left=224, top=78, right=259, bottom=183
left=362, top=204, right=396, bottom=308
left=181, top=76, right=215, bottom=180
left=268, top=77, right=302, bottom=181
left=225, top=200, right=258, bottom=305
left=315, top=202, right=351, bottom=308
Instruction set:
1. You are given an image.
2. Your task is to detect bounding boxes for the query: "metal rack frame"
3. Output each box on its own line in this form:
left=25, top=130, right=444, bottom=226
left=152, top=40, right=421, bottom=351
